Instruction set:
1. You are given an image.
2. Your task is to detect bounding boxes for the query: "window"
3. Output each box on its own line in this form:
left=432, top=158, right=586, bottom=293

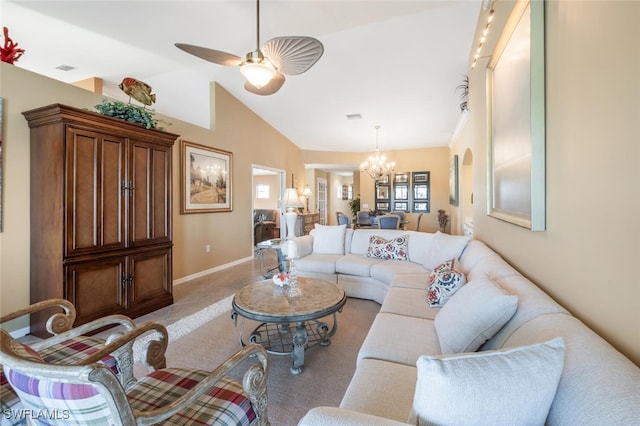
left=256, top=184, right=270, bottom=199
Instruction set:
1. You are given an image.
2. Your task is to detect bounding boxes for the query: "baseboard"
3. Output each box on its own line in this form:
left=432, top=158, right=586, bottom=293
left=9, top=326, right=30, bottom=339
left=173, top=256, right=254, bottom=286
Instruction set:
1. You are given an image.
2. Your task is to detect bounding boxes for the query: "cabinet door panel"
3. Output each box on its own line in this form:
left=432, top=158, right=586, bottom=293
left=65, top=257, right=127, bottom=325
left=128, top=248, right=172, bottom=313
left=130, top=141, right=172, bottom=246
left=101, top=136, right=126, bottom=247
left=65, top=127, right=126, bottom=256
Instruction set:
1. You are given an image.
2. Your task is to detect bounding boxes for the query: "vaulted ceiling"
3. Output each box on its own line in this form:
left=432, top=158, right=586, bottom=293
left=4, top=0, right=480, bottom=153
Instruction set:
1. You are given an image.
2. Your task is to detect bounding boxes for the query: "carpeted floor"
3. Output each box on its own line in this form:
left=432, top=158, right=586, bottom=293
left=131, top=252, right=380, bottom=425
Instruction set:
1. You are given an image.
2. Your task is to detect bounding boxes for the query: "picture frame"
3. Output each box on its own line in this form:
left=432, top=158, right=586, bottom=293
left=377, top=175, right=389, bottom=184
left=393, top=172, right=409, bottom=184
left=394, top=201, right=409, bottom=212
left=412, top=171, right=429, bottom=183
left=376, top=202, right=390, bottom=211
left=341, top=184, right=350, bottom=200
left=413, top=201, right=429, bottom=213
left=181, top=140, right=233, bottom=213
left=449, top=155, right=459, bottom=206
left=394, top=185, right=408, bottom=200
left=486, top=0, right=545, bottom=230
left=414, top=184, right=429, bottom=200
left=376, top=185, right=389, bottom=200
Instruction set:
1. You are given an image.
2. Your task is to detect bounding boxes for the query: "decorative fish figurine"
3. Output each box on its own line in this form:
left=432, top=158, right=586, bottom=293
left=118, top=77, right=156, bottom=107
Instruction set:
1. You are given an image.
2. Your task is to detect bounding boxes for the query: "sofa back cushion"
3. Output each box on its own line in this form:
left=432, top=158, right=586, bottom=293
left=422, top=231, right=470, bottom=270
left=311, top=224, right=347, bottom=255
left=434, top=278, right=518, bottom=353
left=501, top=314, right=640, bottom=426
left=411, top=337, right=565, bottom=426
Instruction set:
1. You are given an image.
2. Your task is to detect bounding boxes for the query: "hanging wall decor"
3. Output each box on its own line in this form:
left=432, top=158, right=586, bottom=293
left=486, top=0, right=545, bottom=230
left=181, top=140, right=233, bottom=213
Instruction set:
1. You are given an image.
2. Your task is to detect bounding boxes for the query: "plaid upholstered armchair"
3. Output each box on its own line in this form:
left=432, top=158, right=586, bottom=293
left=0, top=299, right=148, bottom=425
left=0, top=323, right=270, bottom=425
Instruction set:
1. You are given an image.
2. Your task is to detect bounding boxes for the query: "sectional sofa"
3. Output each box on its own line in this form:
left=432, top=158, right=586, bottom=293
left=290, top=225, right=640, bottom=425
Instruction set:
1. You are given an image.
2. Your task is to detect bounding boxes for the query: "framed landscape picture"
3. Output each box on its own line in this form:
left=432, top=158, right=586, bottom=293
left=181, top=140, right=233, bottom=213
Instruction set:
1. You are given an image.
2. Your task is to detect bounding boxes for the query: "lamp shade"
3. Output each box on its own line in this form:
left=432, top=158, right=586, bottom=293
left=302, top=186, right=312, bottom=197
left=282, top=188, right=304, bottom=208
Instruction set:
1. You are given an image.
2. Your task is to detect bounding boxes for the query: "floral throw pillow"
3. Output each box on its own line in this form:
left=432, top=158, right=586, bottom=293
left=427, top=259, right=466, bottom=307
left=366, top=235, right=409, bottom=260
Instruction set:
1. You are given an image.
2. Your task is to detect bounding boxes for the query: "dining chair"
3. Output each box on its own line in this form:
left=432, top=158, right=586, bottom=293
left=356, top=211, right=373, bottom=228
left=378, top=214, right=401, bottom=229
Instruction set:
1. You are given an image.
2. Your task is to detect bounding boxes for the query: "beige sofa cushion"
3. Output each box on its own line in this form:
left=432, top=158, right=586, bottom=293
left=434, top=278, right=517, bottom=353
left=380, top=287, right=440, bottom=320
left=422, top=231, right=469, bottom=270
left=358, top=313, right=440, bottom=366
left=411, top=338, right=565, bottom=426
left=335, top=254, right=382, bottom=277
left=340, top=358, right=417, bottom=423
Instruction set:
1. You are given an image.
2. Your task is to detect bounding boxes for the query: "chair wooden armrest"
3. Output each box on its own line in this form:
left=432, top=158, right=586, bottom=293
left=0, top=298, right=77, bottom=335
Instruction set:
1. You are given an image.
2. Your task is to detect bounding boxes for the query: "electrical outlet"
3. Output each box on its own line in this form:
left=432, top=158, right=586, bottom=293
left=362, top=203, right=369, bottom=209
left=205, top=244, right=211, bottom=253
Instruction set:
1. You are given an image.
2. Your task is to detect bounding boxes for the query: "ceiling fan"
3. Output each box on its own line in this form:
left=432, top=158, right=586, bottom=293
left=175, top=0, right=324, bottom=96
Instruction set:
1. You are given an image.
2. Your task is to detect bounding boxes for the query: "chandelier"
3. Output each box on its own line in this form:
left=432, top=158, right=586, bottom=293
left=360, top=125, right=395, bottom=181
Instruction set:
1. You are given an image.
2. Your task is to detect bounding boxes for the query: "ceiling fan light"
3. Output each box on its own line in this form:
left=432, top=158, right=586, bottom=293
left=240, top=61, right=276, bottom=89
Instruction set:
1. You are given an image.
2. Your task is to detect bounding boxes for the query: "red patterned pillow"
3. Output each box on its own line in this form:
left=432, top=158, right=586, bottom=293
left=366, top=235, right=409, bottom=260
left=427, top=259, right=466, bottom=307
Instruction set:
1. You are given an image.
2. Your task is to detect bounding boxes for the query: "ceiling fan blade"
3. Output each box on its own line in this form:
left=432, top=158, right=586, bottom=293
left=262, top=37, right=324, bottom=75
left=244, top=73, right=285, bottom=96
left=175, top=43, right=242, bottom=66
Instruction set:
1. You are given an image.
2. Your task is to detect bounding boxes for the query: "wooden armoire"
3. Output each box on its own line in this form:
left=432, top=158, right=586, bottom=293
left=23, top=104, right=179, bottom=335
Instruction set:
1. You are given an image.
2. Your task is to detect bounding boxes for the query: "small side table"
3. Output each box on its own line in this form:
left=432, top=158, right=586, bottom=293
left=256, top=238, right=286, bottom=278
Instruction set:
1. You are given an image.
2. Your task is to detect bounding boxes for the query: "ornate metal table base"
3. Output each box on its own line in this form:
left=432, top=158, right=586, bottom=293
left=231, top=278, right=346, bottom=375
left=255, top=239, right=285, bottom=278
left=232, top=312, right=339, bottom=375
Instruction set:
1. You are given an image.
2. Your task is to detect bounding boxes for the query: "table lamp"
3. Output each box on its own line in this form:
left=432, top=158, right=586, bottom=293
left=302, top=185, right=312, bottom=213
left=282, top=187, right=303, bottom=240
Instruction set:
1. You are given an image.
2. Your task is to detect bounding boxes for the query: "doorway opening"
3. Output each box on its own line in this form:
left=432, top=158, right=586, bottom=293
left=251, top=165, right=285, bottom=246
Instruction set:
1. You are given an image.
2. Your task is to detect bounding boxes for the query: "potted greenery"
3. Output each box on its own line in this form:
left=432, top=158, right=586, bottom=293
left=347, top=197, right=360, bottom=222
left=93, top=99, right=168, bottom=130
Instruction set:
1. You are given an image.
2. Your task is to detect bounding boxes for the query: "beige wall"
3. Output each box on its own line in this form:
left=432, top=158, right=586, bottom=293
left=303, top=148, right=451, bottom=233
left=450, top=0, right=640, bottom=365
left=0, top=64, right=303, bottom=321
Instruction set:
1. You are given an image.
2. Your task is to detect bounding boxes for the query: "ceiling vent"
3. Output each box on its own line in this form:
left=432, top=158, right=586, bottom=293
left=346, top=113, right=362, bottom=120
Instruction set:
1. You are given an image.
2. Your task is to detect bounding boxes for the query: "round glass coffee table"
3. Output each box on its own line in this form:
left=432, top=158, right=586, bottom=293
left=231, top=277, right=346, bottom=375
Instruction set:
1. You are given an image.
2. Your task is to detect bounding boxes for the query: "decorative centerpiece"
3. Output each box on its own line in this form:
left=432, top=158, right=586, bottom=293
left=272, top=272, right=289, bottom=287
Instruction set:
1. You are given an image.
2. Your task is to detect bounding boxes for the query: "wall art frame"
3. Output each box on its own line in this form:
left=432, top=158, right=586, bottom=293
left=486, top=0, right=545, bottom=230
left=181, top=140, right=233, bottom=213
left=449, top=154, right=459, bottom=206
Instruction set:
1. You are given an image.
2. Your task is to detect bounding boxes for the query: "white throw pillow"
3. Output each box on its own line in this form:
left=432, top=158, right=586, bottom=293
left=422, top=231, right=470, bottom=270
left=411, top=337, right=565, bottom=426
left=312, top=224, right=347, bottom=255
left=434, top=278, right=518, bottom=353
